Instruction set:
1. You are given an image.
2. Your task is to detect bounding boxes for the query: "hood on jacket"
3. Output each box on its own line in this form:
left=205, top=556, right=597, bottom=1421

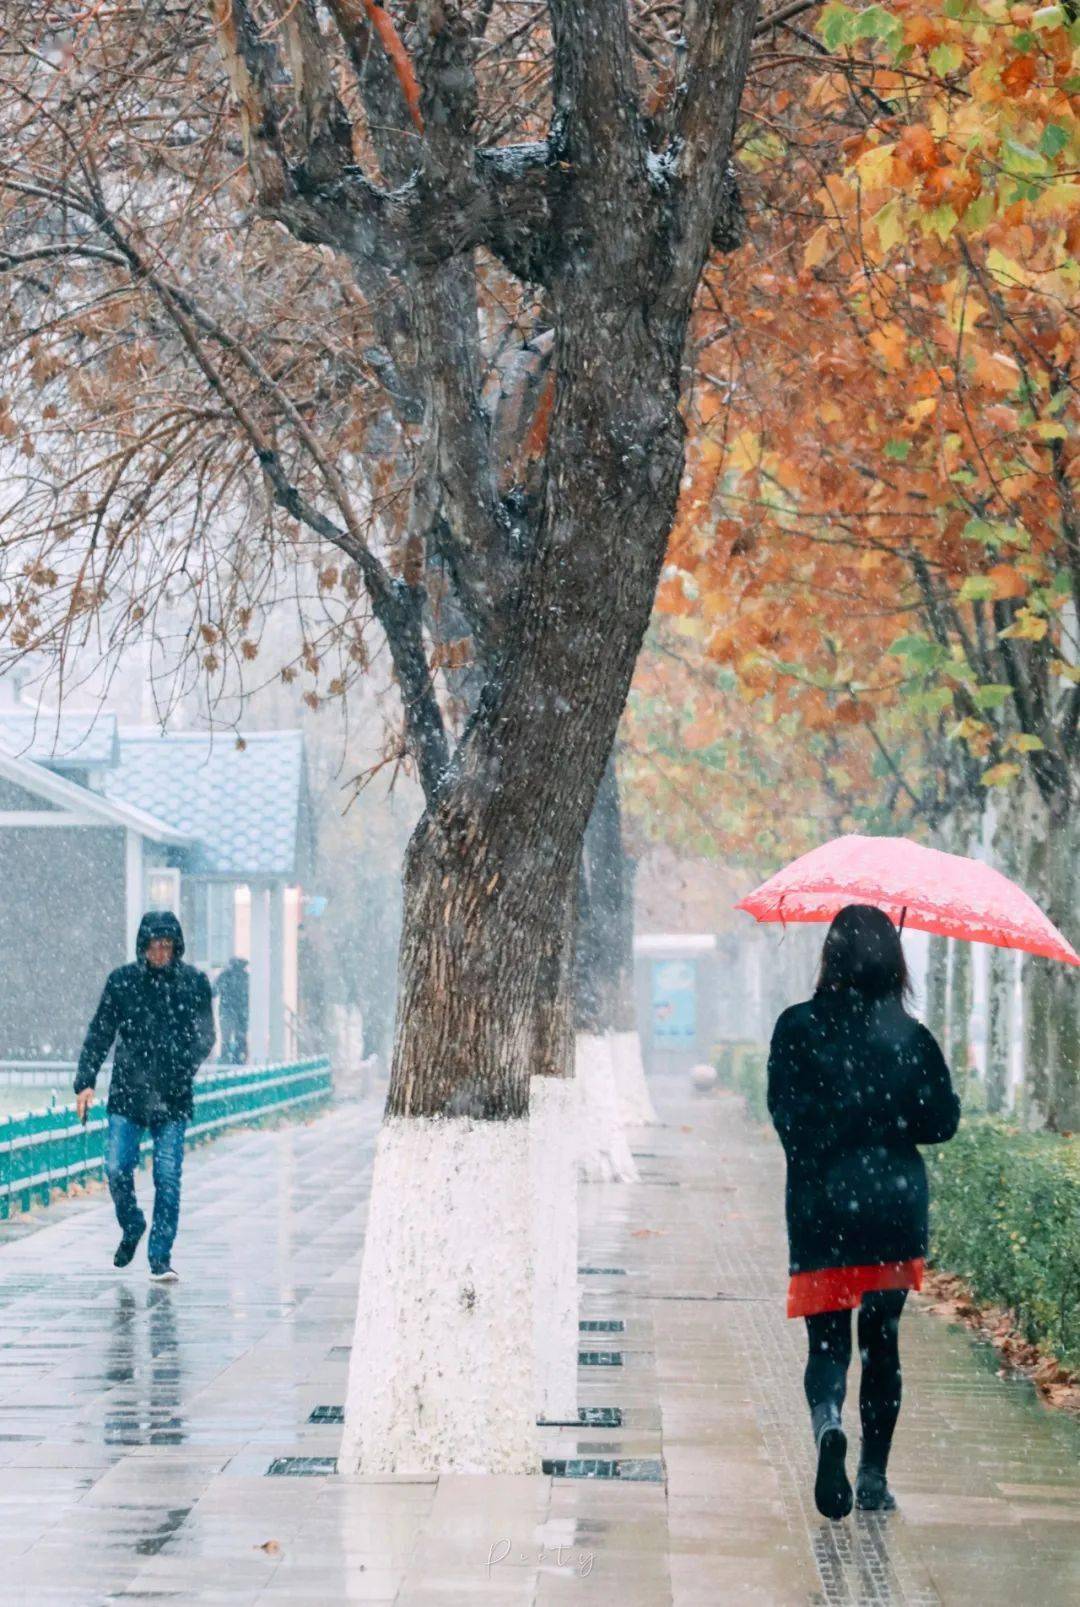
left=136, top=909, right=186, bottom=964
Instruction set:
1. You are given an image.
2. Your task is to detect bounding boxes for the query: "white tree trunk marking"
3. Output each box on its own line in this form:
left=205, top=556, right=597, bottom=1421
left=339, top=1115, right=538, bottom=1474
left=576, top=1033, right=640, bottom=1184
left=612, top=1028, right=659, bottom=1126
left=529, top=1074, right=579, bottom=1423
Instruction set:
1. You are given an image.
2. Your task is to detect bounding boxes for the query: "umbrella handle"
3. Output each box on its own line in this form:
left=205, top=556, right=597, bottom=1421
left=898, top=905, right=907, bottom=934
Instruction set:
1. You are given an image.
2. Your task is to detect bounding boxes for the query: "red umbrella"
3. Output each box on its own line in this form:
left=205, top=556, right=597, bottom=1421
left=736, top=834, right=1079, bottom=967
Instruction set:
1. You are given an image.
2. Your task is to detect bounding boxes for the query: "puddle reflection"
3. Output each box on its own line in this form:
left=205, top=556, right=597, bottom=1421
left=103, top=1285, right=186, bottom=1447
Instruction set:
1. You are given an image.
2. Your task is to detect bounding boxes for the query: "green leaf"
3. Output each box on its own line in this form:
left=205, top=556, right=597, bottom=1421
left=963, top=517, right=1003, bottom=546
left=962, top=517, right=1030, bottom=549
left=958, top=576, right=995, bottom=601
left=884, top=437, right=912, bottom=461
left=851, top=4, right=904, bottom=53
left=1040, top=123, right=1069, bottom=159
left=1031, top=6, right=1064, bottom=29
left=909, top=686, right=955, bottom=715
left=923, top=204, right=959, bottom=242
left=1003, top=139, right=1048, bottom=178
left=1012, top=733, right=1046, bottom=752
left=961, top=191, right=995, bottom=232
left=930, top=42, right=964, bottom=75
left=819, top=3, right=856, bottom=49
left=972, top=683, right=1014, bottom=709
left=889, top=634, right=948, bottom=672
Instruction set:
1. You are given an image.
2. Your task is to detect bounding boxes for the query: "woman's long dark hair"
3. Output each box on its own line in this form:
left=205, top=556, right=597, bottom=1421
left=815, top=904, right=912, bottom=1003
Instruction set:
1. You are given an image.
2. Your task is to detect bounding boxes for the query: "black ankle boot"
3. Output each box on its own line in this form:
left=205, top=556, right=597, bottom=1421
left=855, top=1458, right=897, bottom=1512
left=812, top=1403, right=852, bottom=1521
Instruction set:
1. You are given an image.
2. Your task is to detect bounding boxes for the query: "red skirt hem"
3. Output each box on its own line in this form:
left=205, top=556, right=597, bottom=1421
left=787, top=1257, right=924, bottom=1319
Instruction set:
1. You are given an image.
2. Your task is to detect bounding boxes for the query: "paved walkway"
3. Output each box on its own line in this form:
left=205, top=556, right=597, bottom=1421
left=0, top=1083, right=1078, bottom=1604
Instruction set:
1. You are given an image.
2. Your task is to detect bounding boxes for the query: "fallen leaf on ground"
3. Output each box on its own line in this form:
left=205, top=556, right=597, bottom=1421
left=631, top=1227, right=669, bottom=1238
left=256, top=1540, right=281, bottom=1555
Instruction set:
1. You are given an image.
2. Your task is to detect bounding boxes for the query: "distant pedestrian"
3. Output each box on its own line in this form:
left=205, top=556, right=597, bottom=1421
left=767, top=905, right=960, bottom=1519
left=74, top=911, right=215, bottom=1282
left=213, top=955, right=249, bottom=1064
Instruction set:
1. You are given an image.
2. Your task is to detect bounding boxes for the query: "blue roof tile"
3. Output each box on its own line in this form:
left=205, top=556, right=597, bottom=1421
left=102, top=729, right=306, bottom=878
left=0, top=709, right=119, bottom=768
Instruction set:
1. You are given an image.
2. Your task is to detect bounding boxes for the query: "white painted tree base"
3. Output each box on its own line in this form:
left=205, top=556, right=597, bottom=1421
left=529, top=1075, right=579, bottom=1424
left=339, top=1115, right=539, bottom=1475
left=576, top=1032, right=640, bottom=1183
left=612, top=1028, right=659, bottom=1125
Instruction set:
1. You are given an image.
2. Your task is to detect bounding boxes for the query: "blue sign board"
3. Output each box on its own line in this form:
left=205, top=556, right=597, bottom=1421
left=651, top=958, right=697, bottom=1048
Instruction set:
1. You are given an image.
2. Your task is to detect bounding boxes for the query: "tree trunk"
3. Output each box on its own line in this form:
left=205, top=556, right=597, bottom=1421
left=1022, top=784, right=1060, bottom=1124
left=1024, top=952, right=1053, bottom=1129
left=342, top=313, right=689, bottom=1467
left=1044, top=803, right=1080, bottom=1131
left=925, top=933, right=949, bottom=1044
left=948, top=937, right=973, bottom=1105
left=605, top=766, right=659, bottom=1126
left=575, top=764, right=641, bottom=1177
left=341, top=796, right=586, bottom=1472
left=986, top=942, right=1011, bottom=1115
left=530, top=883, right=579, bottom=1425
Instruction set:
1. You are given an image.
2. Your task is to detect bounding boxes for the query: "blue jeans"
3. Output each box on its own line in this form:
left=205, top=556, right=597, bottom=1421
left=106, top=1114, right=186, bottom=1269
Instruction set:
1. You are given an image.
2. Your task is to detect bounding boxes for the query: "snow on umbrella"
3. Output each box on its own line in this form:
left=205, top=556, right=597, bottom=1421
left=736, top=834, right=1080, bottom=967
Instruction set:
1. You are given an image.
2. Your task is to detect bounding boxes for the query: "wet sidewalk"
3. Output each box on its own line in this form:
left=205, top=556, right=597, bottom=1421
left=0, top=1084, right=1078, bottom=1604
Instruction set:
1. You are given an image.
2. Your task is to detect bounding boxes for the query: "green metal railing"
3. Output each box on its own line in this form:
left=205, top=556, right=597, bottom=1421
left=0, top=1057, right=332, bottom=1219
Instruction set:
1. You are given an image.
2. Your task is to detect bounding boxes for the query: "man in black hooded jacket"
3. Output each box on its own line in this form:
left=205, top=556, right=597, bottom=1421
left=74, top=911, right=215, bottom=1280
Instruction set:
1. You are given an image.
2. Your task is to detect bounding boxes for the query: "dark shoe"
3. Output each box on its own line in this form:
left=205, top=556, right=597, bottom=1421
left=149, top=1265, right=179, bottom=1283
left=114, top=1225, right=145, bottom=1268
left=856, top=1465, right=897, bottom=1512
left=812, top=1404, right=853, bottom=1521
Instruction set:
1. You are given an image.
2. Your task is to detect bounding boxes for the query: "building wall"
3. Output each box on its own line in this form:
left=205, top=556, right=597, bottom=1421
left=0, top=826, right=127, bottom=1061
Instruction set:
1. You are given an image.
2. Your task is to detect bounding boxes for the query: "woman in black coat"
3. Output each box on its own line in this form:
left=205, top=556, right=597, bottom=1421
left=767, top=905, right=960, bottom=1519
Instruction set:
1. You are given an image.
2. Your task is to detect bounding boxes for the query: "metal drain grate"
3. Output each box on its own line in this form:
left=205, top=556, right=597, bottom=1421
left=543, top=1457, right=663, bottom=1482
left=579, top=1319, right=625, bottom=1333
left=579, top=1350, right=623, bottom=1367
left=578, top=1266, right=626, bottom=1275
left=267, top=1456, right=338, bottom=1477
left=308, top=1405, right=344, bottom=1424
left=538, top=1406, right=624, bottom=1428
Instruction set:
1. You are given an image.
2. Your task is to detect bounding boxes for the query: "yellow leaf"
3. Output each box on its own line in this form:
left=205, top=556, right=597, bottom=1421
left=856, top=143, right=896, bottom=189
left=873, top=199, right=905, bottom=254
left=999, top=609, right=1048, bottom=641
left=905, top=396, right=938, bottom=426
left=728, top=429, right=762, bottom=474
left=803, top=225, right=831, bottom=269
left=981, top=763, right=1022, bottom=788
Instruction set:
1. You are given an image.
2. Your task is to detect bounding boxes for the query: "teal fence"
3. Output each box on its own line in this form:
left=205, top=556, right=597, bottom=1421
left=0, top=1058, right=332, bottom=1220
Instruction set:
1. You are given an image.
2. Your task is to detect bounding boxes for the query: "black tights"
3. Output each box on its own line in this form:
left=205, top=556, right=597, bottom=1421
left=804, top=1289, right=906, bottom=1471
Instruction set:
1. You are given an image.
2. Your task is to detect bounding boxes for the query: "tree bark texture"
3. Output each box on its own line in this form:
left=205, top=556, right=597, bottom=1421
left=575, top=760, right=631, bottom=1036
left=986, top=942, right=1011, bottom=1115
left=926, top=933, right=949, bottom=1045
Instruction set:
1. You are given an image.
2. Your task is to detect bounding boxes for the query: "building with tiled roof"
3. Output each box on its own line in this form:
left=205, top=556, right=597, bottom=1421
left=0, top=705, right=314, bottom=1067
